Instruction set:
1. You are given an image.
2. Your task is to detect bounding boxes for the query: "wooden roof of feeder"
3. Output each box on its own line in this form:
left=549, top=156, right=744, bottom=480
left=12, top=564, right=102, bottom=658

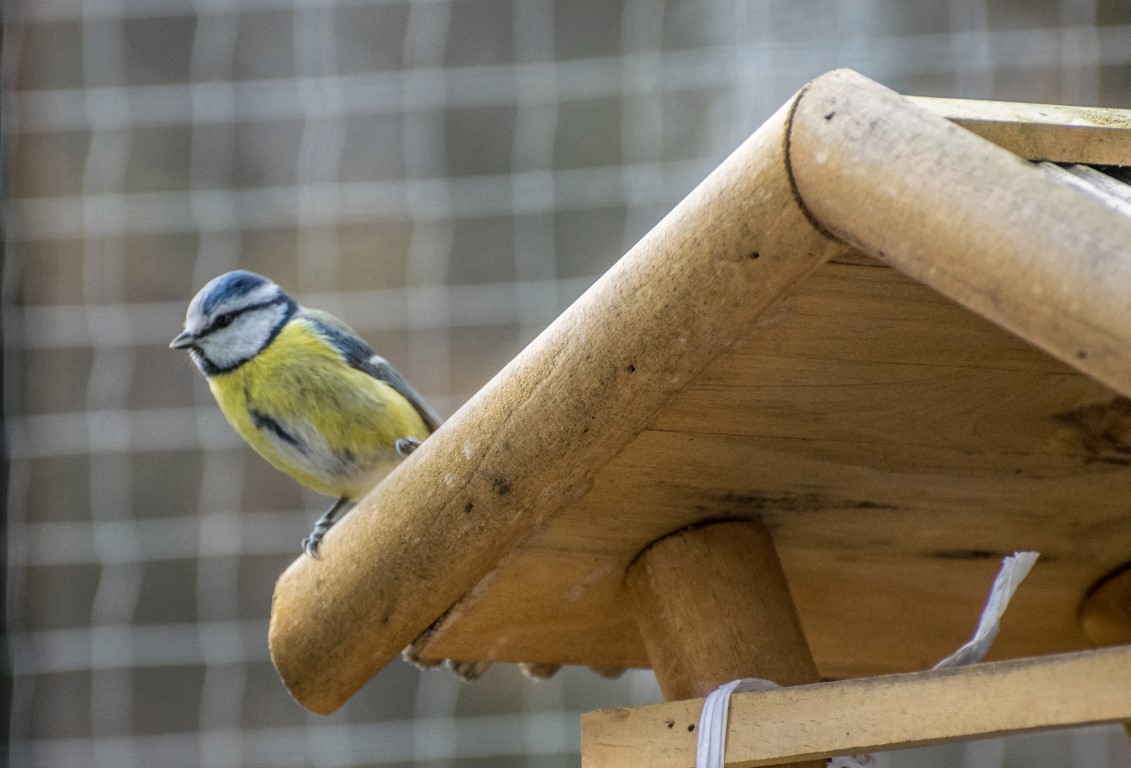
left=268, top=69, right=1131, bottom=716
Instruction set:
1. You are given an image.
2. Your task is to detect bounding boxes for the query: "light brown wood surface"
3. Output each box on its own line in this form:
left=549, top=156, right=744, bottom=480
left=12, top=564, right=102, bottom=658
left=270, top=68, right=1131, bottom=714
left=269, top=86, right=845, bottom=713
left=628, top=522, right=824, bottom=768
left=1082, top=564, right=1131, bottom=647
left=581, top=645, right=1131, bottom=768
left=792, top=70, right=1131, bottom=400
left=910, top=96, right=1131, bottom=165
left=415, top=253, right=1131, bottom=674
left=1080, top=562, right=1131, bottom=741
left=627, top=522, right=820, bottom=700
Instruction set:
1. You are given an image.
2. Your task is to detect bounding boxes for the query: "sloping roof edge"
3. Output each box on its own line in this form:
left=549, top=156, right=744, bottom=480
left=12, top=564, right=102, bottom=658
left=268, top=68, right=1131, bottom=714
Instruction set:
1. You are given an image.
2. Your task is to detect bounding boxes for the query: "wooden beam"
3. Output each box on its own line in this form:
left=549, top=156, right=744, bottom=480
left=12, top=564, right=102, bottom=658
left=270, top=69, right=1131, bottom=715
left=1082, top=563, right=1131, bottom=647
left=626, top=521, right=819, bottom=700
left=268, top=77, right=848, bottom=713
left=627, top=521, right=823, bottom=768
left=581, top=645, right=1131, bottom=768
left=910, top=96, right=1131, bottom=165
left=789, top=70, right=1131, bottom=400
left=1080, top=563, right=1131, bottom=740
left=407, top=254, right=1131, bottom=674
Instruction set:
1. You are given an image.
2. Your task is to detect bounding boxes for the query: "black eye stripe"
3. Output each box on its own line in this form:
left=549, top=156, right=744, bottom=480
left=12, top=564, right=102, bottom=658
left=201, top=298, right=286, bottom=336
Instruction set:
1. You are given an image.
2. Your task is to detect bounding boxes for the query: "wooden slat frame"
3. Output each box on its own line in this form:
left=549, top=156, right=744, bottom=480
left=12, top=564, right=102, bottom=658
left=581, top=645, right=1131, bottom=768
left=269, top=68, right=1131, bottom=715
left=269, top=82, right=848, bottom=714
left=911, top=96, right=1131, bottom=165
left=791, top=70, right=1131, bottom=400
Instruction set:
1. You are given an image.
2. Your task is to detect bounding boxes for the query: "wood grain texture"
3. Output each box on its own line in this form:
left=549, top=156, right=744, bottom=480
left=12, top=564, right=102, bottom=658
left=416, top=256, right=1131, bottom=674
left=581, top=645, right=1131, bottom=768
left=627, top=522, right=819, bottom=700
left=268, top=87, right=845, bottom=713
left=1081, top=563, right=1131, bottom=647
left=791, top=69, right=1131, bottom=400
left=909, top=96, right=1131, bottom=165
left=271, top=69, right=1131, bottom=714
left=628, top=522, right=824, bottom=768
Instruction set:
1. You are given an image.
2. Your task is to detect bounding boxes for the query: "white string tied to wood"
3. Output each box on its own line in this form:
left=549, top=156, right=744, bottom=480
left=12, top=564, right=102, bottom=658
left=695, top=551, right=1041, bottom=768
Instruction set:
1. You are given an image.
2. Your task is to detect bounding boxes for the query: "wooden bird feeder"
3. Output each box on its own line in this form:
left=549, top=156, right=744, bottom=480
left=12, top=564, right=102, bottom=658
left=268, top=70, right=1131, bottom=765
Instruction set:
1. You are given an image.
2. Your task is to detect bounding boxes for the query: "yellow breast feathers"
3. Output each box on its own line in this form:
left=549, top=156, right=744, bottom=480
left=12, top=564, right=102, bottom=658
left=206, top=317, right=431, bottom=499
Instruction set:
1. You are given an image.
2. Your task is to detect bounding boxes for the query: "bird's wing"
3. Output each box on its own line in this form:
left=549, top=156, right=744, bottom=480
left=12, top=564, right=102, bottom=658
left=363, top=354, right=444, bottom=433
left=301, top=308, right=444, bottom=433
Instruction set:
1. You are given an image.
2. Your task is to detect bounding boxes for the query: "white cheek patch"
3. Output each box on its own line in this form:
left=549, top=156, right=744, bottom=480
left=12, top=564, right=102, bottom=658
left=199, top=303, right=287, bottom=371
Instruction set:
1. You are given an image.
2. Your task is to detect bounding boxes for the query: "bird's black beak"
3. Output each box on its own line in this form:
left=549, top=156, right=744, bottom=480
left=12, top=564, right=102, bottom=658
left=169, top=330, right=198, bottom=350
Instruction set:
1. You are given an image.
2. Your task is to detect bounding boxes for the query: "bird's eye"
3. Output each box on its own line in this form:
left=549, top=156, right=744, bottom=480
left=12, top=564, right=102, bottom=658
left=212, top=312, right=236, bottom=330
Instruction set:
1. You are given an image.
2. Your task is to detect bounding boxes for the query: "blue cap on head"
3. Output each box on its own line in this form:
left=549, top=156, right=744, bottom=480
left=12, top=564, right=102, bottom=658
left=192, top=270, right=277, bottom=316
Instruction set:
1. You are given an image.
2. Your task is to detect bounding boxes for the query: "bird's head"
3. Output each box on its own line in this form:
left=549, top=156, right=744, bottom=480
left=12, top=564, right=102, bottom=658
left=170, top=270, right=298, bottom=375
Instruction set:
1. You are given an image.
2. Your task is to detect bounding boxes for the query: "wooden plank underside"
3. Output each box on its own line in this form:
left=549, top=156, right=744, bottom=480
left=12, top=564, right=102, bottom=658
left=269, top=71, right=1131, bottom=713
left=911, top=96, right=1131, bottom=165
left=581, top=645, right=1131, bottom=768
left=797, top=74, right=1131, bottom=400
left=417, top=255, right=1131, bottom=674
left=268, top=86, right=845, bottom=713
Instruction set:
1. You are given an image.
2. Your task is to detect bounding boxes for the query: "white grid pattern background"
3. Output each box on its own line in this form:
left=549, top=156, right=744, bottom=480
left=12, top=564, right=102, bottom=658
left=4, top=1, right=1131, bottom=766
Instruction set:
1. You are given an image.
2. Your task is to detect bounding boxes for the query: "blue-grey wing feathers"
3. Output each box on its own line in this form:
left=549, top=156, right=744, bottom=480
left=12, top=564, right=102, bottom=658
left=364, top=354, right=442, bottom=432
left=302, top=309, right=442, bottom=433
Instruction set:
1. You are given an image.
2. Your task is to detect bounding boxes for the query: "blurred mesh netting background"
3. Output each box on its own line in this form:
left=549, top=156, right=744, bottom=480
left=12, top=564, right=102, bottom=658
left=4, top=1, right=1131, bottom=766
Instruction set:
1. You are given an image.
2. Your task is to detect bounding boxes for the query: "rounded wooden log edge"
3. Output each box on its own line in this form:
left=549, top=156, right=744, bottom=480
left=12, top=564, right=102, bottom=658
left=1080, top=562, right=1131, bottom=647
left=626, top=521, right=820, bottom=701
left=269, top=67, right=1131, bottom=714
left=268, top=75, right=847, bottom=713
left=627, top=521, right=825, bottom=768
left=788, top=68, right=1131, bottom=399
left=1080, top=564, right=1131, bottom=740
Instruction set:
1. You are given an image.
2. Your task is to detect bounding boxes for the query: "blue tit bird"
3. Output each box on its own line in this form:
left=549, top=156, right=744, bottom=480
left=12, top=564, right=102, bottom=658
left=170, top=270, right=440, bottom=558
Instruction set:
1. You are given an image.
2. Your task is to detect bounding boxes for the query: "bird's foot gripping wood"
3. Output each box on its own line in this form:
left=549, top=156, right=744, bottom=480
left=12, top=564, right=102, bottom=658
left=395, top=437, right=421, bottom=458
left=302, top=496, right=352, bottom=559
left=300, top=436, right=420, bottom=559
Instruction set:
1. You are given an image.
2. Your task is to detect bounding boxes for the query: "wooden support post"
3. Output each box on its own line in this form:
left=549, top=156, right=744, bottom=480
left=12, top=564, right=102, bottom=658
left=1080, top=563, right=1131, bottom=741
left=627, top=521, right=823, bottom=768
left=627, top=521, right=818, bottom=699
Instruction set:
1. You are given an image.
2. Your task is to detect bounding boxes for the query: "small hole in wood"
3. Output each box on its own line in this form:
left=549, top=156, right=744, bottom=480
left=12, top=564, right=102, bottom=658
left=687, top=724, right=696, bottom=733
left=665, top=719, right=675, bottom=729
left=824, top=110, right=835, bottom=120
left=749, top=251, right=761, bottom=260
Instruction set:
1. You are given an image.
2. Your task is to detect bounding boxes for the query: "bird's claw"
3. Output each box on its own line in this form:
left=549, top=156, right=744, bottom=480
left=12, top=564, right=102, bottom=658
left=395, top=437, right=421, bottom=458
left=301, top=521, right=331, bottom=559
left=301, top=496, right=349, bottom=559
